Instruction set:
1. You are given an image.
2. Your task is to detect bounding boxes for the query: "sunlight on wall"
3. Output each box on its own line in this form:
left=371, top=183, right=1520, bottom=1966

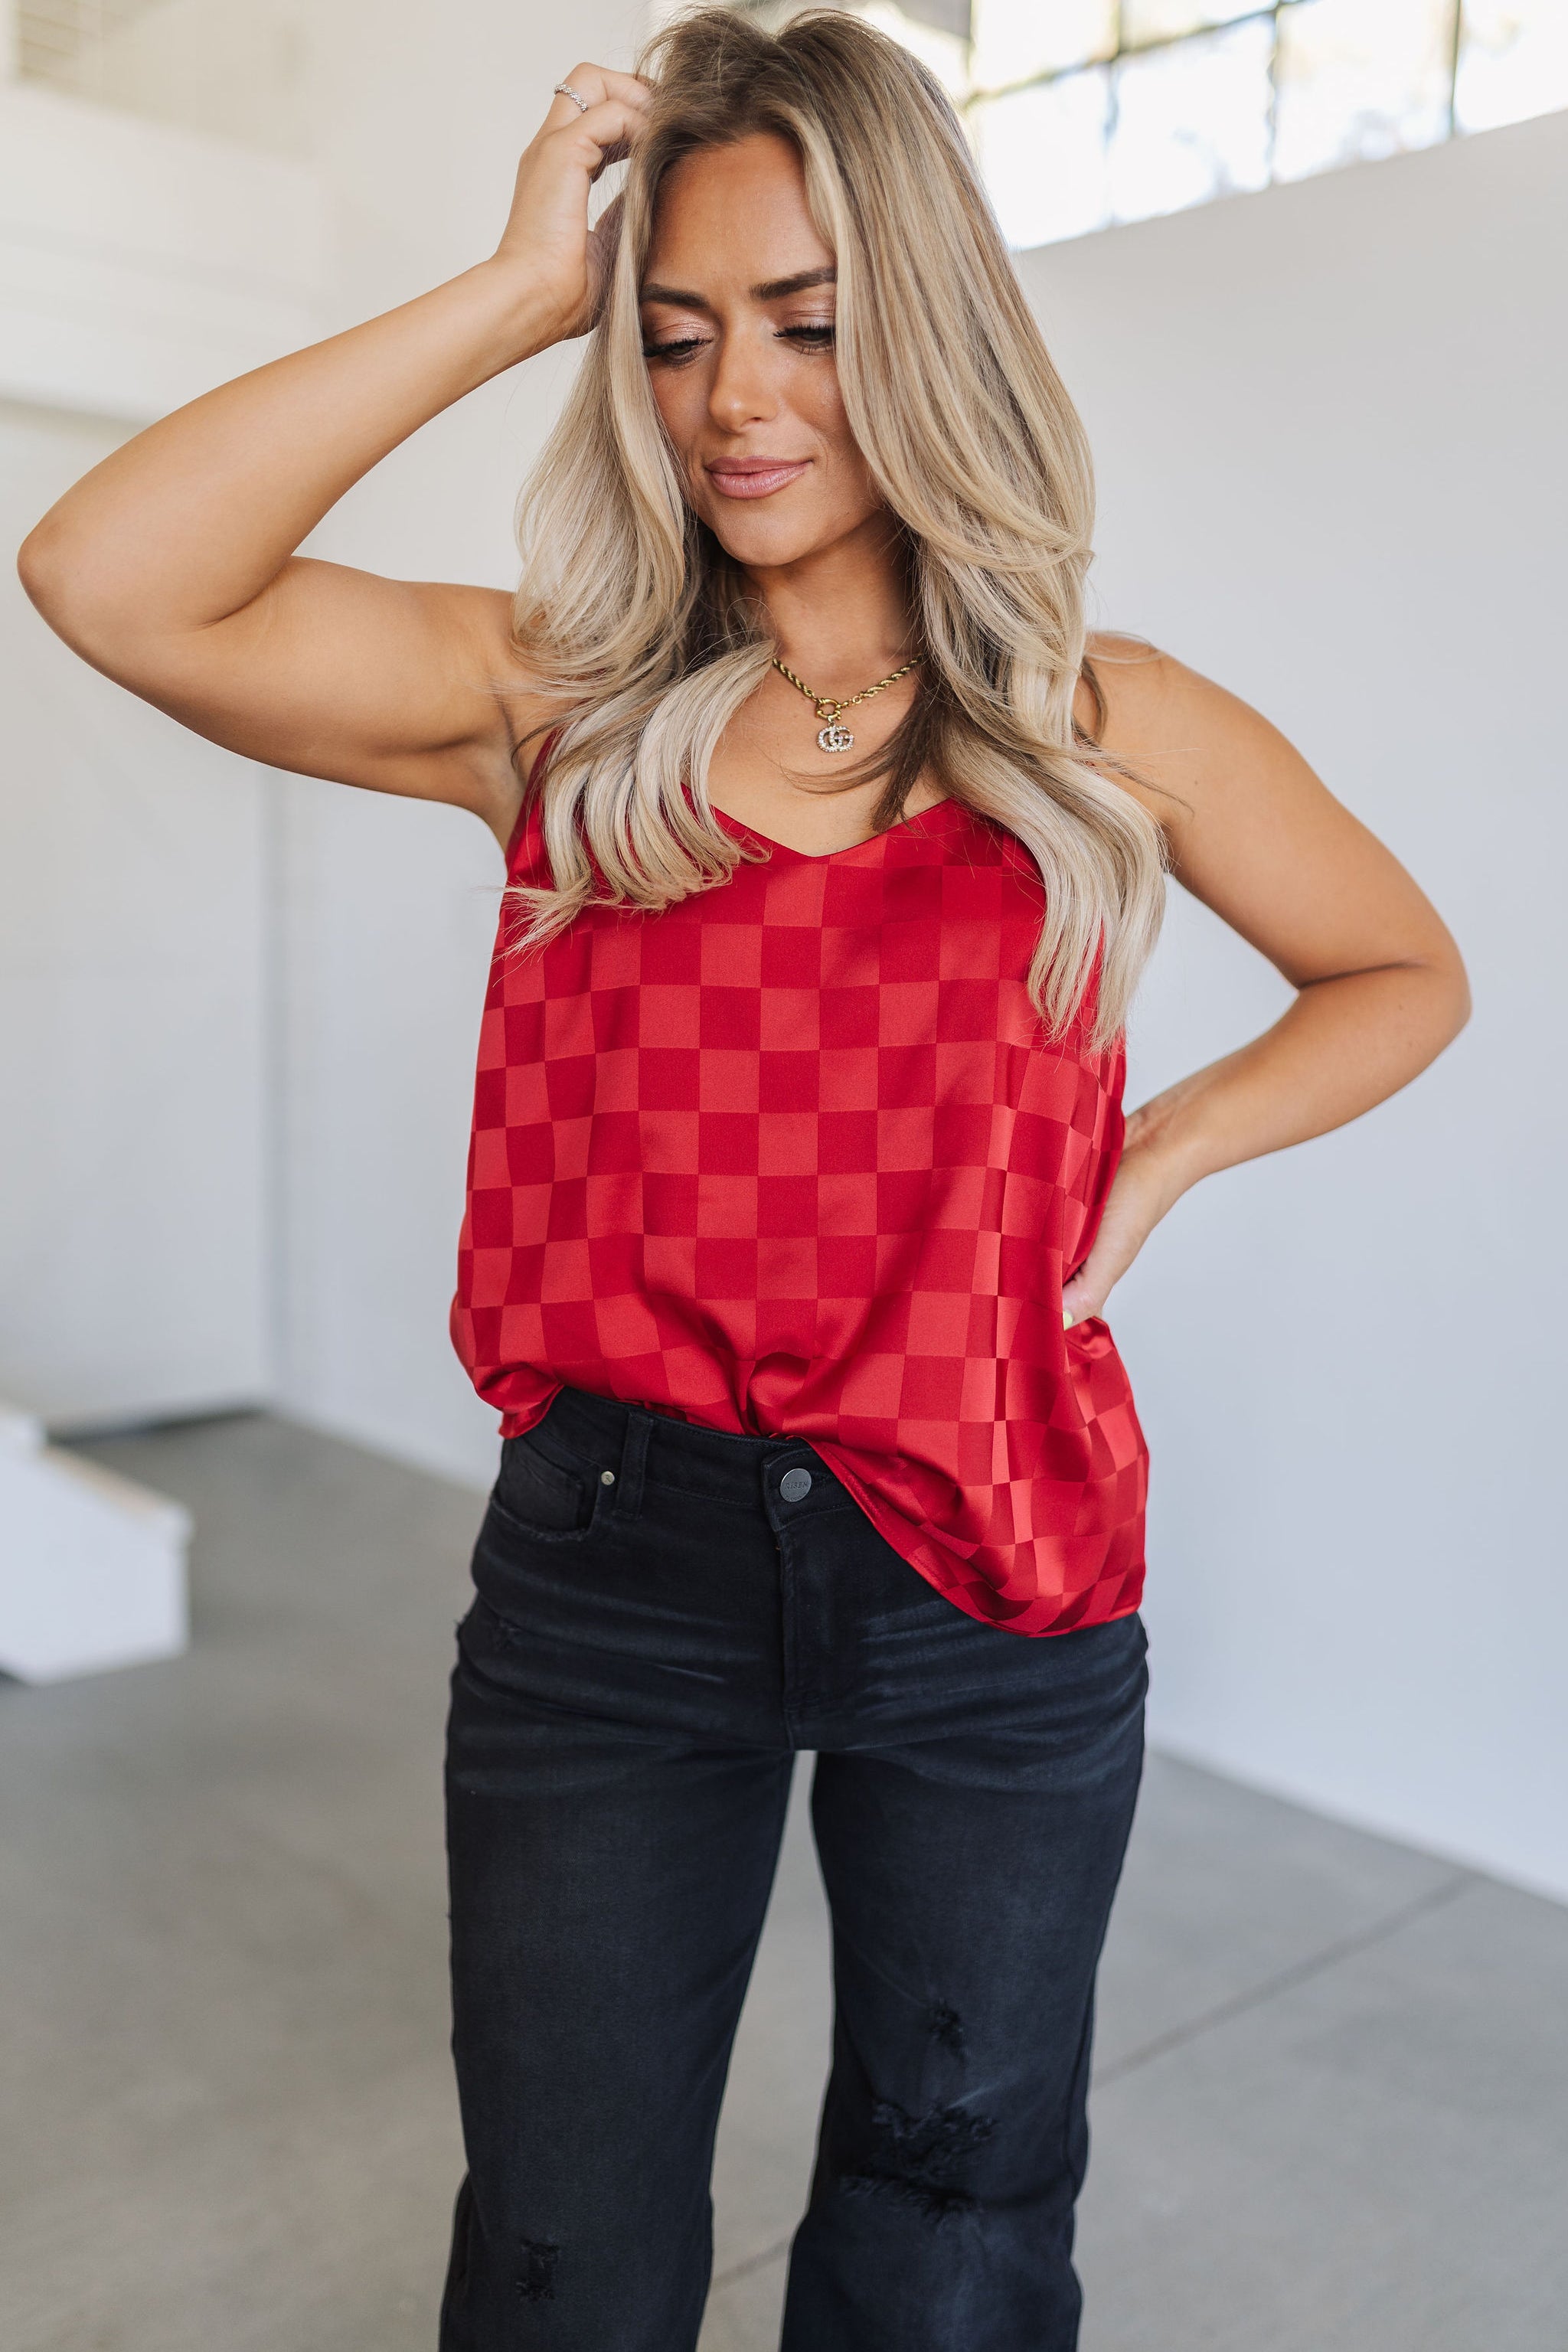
left=750, top=1, right=1568, bottom=247
left=10, top=0, right=310, bottom=153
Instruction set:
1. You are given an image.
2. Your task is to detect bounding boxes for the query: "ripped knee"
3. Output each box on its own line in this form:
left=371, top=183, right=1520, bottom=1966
left=838, top=2097, right=996, bottom=2224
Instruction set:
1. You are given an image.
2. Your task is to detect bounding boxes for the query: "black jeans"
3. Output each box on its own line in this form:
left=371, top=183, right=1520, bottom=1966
left=441, top=1387, right=1147, bottom=2352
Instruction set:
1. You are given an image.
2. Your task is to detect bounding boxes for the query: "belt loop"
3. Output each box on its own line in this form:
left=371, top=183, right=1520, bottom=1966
left=610, top=1408, right=651, bottom=1520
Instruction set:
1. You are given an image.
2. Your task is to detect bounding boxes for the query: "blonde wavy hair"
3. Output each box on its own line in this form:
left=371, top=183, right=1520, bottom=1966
left=508, top=5, right=1166, bottom=1043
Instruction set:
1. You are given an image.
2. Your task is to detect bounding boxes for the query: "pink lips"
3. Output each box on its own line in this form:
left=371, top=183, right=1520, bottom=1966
left=705, top=457, right=811, bottom=500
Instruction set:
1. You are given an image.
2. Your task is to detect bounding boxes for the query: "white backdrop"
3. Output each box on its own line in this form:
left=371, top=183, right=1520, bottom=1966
left=0, top=65, right=324, bottom=1430
left=1018, top=109, right=1568, bottom=1900
left=0, top=400, right=271, bottom=1427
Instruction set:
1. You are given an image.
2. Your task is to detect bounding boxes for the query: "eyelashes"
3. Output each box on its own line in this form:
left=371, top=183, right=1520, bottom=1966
left=641, top=324, right=837, bottom=367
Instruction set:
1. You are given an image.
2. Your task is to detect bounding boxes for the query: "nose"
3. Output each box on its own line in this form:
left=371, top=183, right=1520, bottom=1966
left=707, top=322, right=780, bottom=433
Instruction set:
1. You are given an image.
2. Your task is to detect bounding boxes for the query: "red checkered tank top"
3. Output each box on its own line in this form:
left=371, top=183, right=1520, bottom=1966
left=452, top=793, right=1148, bottom=1636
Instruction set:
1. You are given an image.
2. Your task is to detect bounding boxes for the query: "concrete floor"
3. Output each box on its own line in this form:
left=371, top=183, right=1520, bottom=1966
left=2, top=1416, right=1565, bottom=2352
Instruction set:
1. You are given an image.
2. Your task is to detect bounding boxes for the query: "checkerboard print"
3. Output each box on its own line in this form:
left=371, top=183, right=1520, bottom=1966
left=452, top=796, right=1147, bottom=1636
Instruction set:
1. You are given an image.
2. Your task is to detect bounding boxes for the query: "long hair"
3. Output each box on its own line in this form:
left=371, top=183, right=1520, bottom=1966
left=508, top=5, right=1166, bottom=1043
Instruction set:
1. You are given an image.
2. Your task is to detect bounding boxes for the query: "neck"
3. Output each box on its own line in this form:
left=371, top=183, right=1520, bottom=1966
left=743, top=510, right=914, bottom=691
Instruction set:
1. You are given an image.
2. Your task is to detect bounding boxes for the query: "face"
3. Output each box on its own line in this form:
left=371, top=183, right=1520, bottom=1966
left=639, top=132, right=885, bottom=572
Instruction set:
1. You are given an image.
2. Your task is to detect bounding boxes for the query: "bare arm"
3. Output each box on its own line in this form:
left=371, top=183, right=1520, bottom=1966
left=1063, top=642, right=1471, bottom=1323
left=15, top=64, right=649, bottom=849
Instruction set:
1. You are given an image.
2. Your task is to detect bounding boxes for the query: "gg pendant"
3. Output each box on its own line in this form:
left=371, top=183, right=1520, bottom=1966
left=772, top=652, right=923, bottom=758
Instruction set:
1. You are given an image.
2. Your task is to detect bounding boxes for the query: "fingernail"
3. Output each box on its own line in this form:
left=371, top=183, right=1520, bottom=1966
left=1062, top=1308, right=1075, bottom=1330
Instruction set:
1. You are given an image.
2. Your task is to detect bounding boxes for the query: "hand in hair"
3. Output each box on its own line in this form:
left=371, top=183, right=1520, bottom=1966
left=495, top=65, right=652, bottom=345
left=14, top=69, right=657, bottom=849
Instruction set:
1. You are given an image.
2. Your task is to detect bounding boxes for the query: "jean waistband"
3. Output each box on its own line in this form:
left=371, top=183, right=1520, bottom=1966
left=531, top=1385, right=835, bottom=1513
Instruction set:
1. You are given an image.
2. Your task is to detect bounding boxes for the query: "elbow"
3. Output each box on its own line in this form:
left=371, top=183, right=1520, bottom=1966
left=16, top=519, right=65, bottom=621
left=16, top=517, right=93, bottom=649
left=1423, top=936, right=1472, bottom=1057
left=1446, top=956, right=1473, bottom=1047
left=1436, top=920, right=1472, bottom=1044
left=18, top=518, right=135, bottom=671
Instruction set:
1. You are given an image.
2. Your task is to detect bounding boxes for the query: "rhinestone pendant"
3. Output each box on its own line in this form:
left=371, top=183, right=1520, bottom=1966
left=816, top=723, right=854, bottom=753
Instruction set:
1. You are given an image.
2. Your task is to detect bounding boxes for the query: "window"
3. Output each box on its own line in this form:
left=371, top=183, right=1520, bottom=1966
left=740, top=2, right=1568, bottom=248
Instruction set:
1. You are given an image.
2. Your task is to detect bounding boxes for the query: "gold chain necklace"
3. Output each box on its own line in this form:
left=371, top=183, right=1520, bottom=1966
left=771, top=652, right=923, bottom=754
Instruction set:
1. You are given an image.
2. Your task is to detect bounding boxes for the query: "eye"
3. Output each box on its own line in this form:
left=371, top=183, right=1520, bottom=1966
left=642, top=334, right=709, bottom=368
left=781, top=323, right=835, bottom=351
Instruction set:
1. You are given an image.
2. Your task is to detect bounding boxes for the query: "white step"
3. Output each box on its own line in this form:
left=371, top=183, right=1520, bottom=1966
left=0, top=1403, right=191, bottom=1683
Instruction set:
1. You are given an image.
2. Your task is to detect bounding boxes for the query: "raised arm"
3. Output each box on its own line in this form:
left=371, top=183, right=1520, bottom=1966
left=15, top=65, right=648, bottom=849
left=1063, top=641, right=1471, bottom=1324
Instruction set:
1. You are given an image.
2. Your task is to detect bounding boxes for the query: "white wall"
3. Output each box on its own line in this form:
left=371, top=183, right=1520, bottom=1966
left=0, top=77, right=324, bottom=421
left=0, top=67, right=327, bottom=1429
left=0, top=399, right=273, bottom=1426
left=1017, top=109, right=1568, bottom=1902
left=91, top=0, right=311, bottom=157
left=270, top=0, right=646, bottom=1485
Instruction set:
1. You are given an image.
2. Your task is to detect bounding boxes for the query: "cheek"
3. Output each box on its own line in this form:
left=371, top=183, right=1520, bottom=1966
left=805, top=368, right=878, bottom=506
left=646, top=371, right=684, bottom=443
left=647, top=368, right=710, bottom=474
left=800, top=362, right=854, bottom=452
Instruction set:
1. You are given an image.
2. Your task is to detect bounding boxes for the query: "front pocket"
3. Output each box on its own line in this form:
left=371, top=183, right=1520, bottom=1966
left=490, top=1433, right=594, bottom=1535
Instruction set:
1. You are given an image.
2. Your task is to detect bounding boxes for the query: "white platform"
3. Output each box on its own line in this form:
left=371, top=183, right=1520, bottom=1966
left=0, top=1402, right=190, bottom=1682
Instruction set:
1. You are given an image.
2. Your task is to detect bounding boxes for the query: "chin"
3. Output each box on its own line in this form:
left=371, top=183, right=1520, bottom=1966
left=701, top=501, right=848, bottom=570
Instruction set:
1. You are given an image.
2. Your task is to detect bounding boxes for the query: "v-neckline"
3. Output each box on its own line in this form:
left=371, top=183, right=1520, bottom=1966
left=711, top=797, right=960, bottom=865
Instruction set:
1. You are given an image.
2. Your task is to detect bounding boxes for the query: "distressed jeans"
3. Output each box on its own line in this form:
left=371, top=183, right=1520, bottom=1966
left=439, top=1386, right=1147, bottom=2352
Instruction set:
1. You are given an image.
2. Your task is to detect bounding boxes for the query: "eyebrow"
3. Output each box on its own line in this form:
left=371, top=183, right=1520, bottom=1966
left=639, top=265, right=838, bottom=309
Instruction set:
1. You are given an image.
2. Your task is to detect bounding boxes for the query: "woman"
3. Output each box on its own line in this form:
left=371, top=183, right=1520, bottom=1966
left=18, top=10, right=1468, bottom=2348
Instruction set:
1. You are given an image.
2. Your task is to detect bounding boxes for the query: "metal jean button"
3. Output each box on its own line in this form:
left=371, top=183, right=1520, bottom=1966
left=779, top=1466, right=813, bottom=1503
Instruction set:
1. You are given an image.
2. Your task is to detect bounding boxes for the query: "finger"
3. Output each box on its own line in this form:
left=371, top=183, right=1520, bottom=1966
left=547, top=65, right=653, bottom=126
left=590, top=66, right=655, bottom=106
left=1060, top=1271, right=1102, bottom=1328
left=552, top=96, right=648, bottom=182
left=549, top=95, right=647, bottom=171
left=563, top=63, right=654, bottom=102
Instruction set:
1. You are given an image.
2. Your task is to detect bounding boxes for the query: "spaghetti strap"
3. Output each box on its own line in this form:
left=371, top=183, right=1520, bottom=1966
left=503, top=727, right=561, bottom=871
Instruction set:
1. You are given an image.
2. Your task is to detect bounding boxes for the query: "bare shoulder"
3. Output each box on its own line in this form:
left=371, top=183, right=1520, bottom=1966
left=1076, top=633, right=1462, bottom=987
left=1078, top=632, right=1315, bottom=861
left=1080, top=632, right=1259, bottom=756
